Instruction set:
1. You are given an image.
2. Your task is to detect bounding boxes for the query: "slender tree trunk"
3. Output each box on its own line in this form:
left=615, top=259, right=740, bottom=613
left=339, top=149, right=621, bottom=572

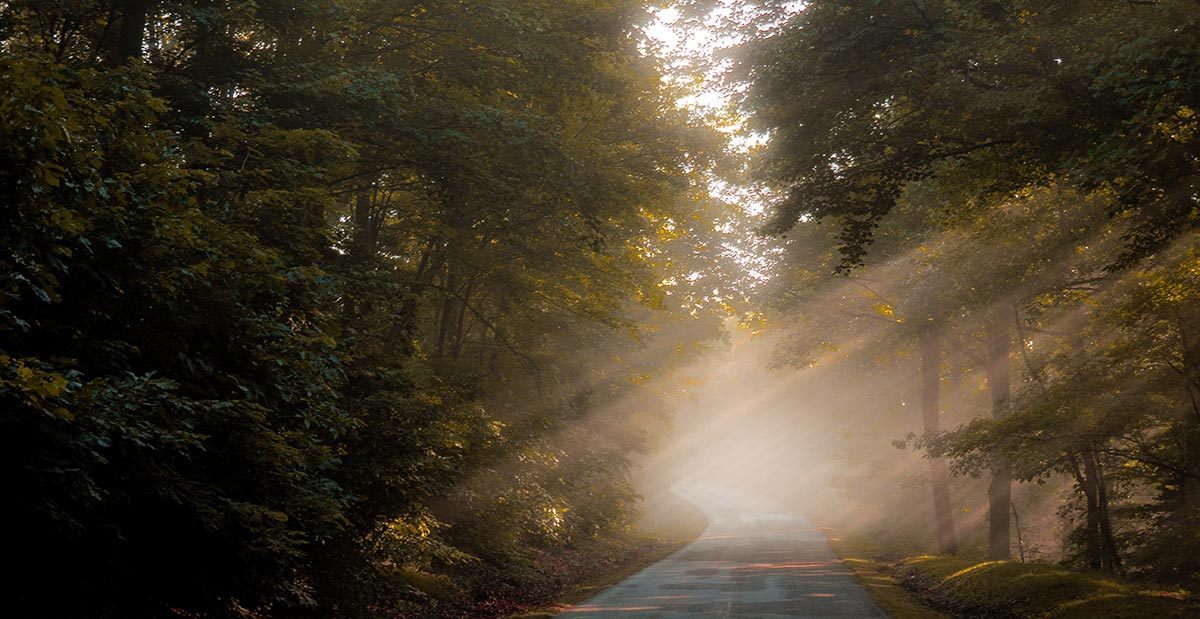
left=343, top=190, right=379, bottom=323
left=1078, top=459, right=1102, bottom=570
left=478, top=321, right=488, bottom=366
left=1097, top=466, right=1120, bottom=572
left=434, top=268, right=457, bottom=359
left=353, top=190, right=378, bottom=256
left=1080, top=446, right=1120, bottom=572
left=1011, top=502, right=1025, bottom=563
left=450, top=279, right=474, bottom=360
left=921, top=326, right=957, bottom=554
left=986, top=305, right=1012, bottom=561
left=414, top=240, right=436, bottom=285
left=115, top=0, right=150, bottom=63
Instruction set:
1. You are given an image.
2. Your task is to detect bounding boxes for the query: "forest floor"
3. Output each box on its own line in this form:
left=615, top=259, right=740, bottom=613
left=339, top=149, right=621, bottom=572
left=827, top=532, right=1199, bottom=618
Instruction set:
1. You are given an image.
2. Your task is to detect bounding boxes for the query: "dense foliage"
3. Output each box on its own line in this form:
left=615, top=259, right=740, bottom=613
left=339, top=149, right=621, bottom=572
left=726, top=0, right=1200, bottom=585
left=0, top=2, right=730, bottom=617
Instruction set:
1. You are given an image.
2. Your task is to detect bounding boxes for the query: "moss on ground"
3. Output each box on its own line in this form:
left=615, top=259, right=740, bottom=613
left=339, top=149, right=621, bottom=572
left=828, top=536, right=950, bottom=619
left=827, top=532, right=1197, bottom=618
left=896, top=555, right=1196, bottom=618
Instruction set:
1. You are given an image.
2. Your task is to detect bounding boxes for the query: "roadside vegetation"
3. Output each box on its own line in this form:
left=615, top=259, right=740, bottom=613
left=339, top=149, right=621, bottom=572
left=829, top=532, right=1198, bottom=619
left=504, top=491, right=709, bottom=618
left=674, top=0, right=1200, bottom=605
left=10, top=0, right=1200, bottom=616
left=1, top=2, right=737, bottom=617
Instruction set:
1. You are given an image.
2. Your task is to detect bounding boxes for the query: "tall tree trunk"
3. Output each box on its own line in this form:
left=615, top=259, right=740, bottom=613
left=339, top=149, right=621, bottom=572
left=921, top=326, right=957, bottom=554
left=986, top=305, right=1012, bottom=561
left=414, top=240, right=436, bottom=285
left=1011, top=502, right=1026, bottom=563
left=1072, top=454, right=1102, bottom=570
left=1073, top=448, right=1120, bottom=572
left=343, top=190, right=378, bottom=323
left=1096, top=460, right=1120, bottom=572
left=450, top=279, right=474, bottom=360
left=353, top=190, right=378, bottom=257
left=434, top=269, right=457, bottom=359
left=115, top=0, right=150, bottom=63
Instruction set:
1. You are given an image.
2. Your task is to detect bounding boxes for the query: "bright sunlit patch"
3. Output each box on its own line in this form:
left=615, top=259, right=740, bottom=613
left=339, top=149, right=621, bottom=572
left=946, top=561, right=1005, bottom=581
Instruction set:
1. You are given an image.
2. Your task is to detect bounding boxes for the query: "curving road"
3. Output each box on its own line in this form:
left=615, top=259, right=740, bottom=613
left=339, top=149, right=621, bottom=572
left=557, top=484, right=887, bottom=618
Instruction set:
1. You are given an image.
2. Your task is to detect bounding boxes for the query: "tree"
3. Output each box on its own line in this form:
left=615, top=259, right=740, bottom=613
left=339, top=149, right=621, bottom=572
left=735, top=0, right=1200, bottom=271
left=921, top=326, right=958, bottom=553
left=727, top=0, right=1200, bottom=563
left=2, top=1, right=736, bottom=616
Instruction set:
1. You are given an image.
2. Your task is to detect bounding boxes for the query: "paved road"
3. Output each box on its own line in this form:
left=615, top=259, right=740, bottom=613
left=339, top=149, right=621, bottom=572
left=557, top=484, right=887, bottom=618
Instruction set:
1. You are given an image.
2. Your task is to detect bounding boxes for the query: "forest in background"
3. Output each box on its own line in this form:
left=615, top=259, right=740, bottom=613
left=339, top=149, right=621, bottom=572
left=0, top=1, right=745, bottom=617
left=9, top=0, right=1200, bottom=616
left=708, top=0, right=1200, bottom=588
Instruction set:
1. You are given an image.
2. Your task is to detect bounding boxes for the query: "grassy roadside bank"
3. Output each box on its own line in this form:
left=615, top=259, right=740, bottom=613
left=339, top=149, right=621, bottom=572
left=826, top=534, right=950, bottom=619
left=826, top=533, right=1198, bottom=618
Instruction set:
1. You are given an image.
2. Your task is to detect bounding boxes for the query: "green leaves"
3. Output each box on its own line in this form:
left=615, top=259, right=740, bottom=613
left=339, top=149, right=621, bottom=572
left=0, top=1, right=734, bottom=616
left=725, top=0, right=1200, bottom=581
left=739, top=0, right=1200, bottom=271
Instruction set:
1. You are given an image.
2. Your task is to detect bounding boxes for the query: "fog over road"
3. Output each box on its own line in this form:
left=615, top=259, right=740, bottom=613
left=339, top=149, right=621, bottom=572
left=557, top=484, right=887, bottom=618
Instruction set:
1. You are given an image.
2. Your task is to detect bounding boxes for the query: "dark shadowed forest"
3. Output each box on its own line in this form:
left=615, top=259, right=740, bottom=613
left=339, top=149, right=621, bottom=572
left=5, top=1, right=1200, bottom=618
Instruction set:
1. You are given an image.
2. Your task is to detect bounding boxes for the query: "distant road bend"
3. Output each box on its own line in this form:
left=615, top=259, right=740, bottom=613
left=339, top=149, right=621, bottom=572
left=557, top=484, right=887, bottom=618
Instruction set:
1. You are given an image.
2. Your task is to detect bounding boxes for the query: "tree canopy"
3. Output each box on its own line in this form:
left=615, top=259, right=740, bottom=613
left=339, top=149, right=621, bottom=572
left=737, top=0, right=1200, bottom=270
left=728, top=0, right=1200, bottom=582
left=1, top=1, right=740, bottom=616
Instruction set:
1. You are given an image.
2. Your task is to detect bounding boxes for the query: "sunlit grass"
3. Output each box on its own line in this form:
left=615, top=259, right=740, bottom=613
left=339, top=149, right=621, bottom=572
left=827, top=531, right=1199, bottom=618
left=896, top=555, right=1197, bottom=618
left=827, top=537, right=951, bottom=619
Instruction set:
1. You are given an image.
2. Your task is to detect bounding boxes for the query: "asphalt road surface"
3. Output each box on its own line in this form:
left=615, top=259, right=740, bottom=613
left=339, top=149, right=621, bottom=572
left=557, top=484, right=887, bottom=618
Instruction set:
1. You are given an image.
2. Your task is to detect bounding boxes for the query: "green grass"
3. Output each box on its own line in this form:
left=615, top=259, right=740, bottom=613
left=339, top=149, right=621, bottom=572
left=825, top=531, right=1197, bottom=618
left=827, top=535, right=951, bottom=619
left=896, top=555, right=1196, bottom=618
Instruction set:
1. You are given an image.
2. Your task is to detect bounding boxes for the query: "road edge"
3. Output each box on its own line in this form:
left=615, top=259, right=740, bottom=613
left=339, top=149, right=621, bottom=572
left=824, top=532, right=951, bottom=619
